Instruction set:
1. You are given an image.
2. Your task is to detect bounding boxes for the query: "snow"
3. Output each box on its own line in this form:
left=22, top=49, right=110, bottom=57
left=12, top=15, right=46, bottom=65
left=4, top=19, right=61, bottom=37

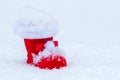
left=0, top=0, right=120, bottom=80
left=33, top=41, right=65, bottom=64
left=15, top=6, right=59, bottom=39
left=33, top=47, right=65, bottom=64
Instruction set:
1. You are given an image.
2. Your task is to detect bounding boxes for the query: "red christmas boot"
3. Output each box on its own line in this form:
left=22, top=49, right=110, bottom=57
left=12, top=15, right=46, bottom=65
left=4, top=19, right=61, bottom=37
left=15, top=6, right=67, bottom=69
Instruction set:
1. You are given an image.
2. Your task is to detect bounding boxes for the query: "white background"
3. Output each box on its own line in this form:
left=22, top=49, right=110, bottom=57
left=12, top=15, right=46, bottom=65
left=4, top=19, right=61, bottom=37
left=0, top=0, right=120, bottom=80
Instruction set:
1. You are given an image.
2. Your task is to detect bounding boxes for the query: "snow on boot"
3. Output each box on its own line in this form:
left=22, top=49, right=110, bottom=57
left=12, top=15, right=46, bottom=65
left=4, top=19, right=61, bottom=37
left=33, top=41, right=67, bottom=69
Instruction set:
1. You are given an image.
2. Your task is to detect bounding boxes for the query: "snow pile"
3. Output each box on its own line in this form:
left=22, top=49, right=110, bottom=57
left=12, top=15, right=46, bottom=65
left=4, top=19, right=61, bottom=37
left=15, top=6, right=59, bottom=39
left=33, top=41, right=65, bottom=64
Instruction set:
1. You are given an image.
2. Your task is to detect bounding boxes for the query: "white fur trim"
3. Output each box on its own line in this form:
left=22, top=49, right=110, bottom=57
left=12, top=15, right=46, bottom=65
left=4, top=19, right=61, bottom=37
left=15, top=6, right=59, bottom=39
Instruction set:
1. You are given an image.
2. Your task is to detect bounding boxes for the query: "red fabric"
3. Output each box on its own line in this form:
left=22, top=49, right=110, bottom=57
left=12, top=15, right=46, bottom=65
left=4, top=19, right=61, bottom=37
left=35, top=55, right=67, bottom=69
left=53, top=41, right=58, bottom=46
left=24, top=37, right=53, bottom=64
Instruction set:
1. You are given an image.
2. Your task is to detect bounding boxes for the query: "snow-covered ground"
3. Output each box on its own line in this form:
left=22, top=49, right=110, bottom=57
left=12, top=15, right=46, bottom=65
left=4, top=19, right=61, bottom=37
left=0, top=0, right=120, bottom=80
